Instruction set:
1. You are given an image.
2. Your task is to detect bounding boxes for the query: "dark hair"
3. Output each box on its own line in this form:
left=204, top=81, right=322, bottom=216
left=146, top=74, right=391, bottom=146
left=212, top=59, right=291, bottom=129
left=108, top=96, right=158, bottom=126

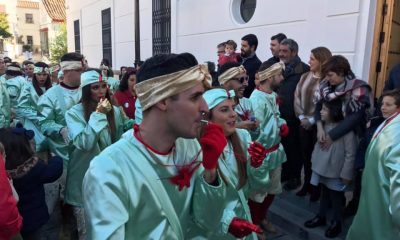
left=322, top=55, right=355, bottom=79
left=258, top=60, right=275, bottom=72
left=137, top=61, right=144, bottom=67
left=225, top=40, right=237, bottom=50
left=32, top=62, right=52, bottom=96
left=23, top=60, right=34, bottom=66
left=322, top=99, right=344, bottom=123
left=271, top=33, right=287, bottom=43
left=81, top=68, right=117, bottom=141
left=241, top=34, right=258, bottom=51
left=6, top=62, right=24, bottom=77
left=137, top=53, right=198, bottom=84
left=3, top=57, right=12, bottom=63
left=217, top=42, right=226, bottom=48
left=118, top=67, right=136, bottom=92
left=101, top=58, right=111, bottom=67
left=119, top=66, right=127, bottom=80
left=0, top=128, right=34, bottom=170
left=60, top=52, right=83, bottom=62
left=205, top=61, right=216, bottom=73
left=381, top=89, right=400, bottom=107
left=280, top=38, right=299, bottom=53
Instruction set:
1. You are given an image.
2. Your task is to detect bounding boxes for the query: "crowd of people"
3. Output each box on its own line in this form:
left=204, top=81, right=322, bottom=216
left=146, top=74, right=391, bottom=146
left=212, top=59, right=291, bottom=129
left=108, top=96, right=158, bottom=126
left=0, top=31, right=399, bottom=240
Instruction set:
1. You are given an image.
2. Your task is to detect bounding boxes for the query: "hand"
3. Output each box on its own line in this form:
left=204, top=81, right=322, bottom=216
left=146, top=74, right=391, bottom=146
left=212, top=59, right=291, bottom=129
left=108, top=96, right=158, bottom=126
left=228, top=217, right=263, bottom=238
left=59, top=127, right=70, bottom=144
left=96, top=98, right=112, bottom=114
left=279, top=124, right=289, bottom=137
left=200, top=123, right=227, bottom=170
left=341, top=178, right=352, bottom=186
left=317, top=129, right=326, bottom=143
left=248, top=141, right=267, bottom=168
left=237, top=120, right=259, bottom=131
left=321, top=135, right=333, bottom=150
left=300, top=118, right=312, bottom=130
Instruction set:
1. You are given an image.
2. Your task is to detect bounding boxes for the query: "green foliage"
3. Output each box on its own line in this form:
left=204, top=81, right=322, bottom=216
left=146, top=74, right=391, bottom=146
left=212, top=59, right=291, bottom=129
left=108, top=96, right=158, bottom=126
left=49, top=24, right=67, bottom=63
left=0, top=13, right=12, bottom=39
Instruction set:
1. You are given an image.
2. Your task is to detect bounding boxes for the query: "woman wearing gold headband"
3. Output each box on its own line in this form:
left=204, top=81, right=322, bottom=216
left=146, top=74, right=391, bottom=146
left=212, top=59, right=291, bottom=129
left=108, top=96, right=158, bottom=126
left=248, top=61, right=288, bottom=234
left=16, top=62, right=53, bottom=153
left=65, top=69, right=134, bottom=239
left=190, top=88, right=270, bottom=239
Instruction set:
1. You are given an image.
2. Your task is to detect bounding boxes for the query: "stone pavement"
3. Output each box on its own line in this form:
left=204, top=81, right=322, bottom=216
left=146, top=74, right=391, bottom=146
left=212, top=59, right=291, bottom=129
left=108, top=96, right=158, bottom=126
left=265, top=189, right=354, bottom=240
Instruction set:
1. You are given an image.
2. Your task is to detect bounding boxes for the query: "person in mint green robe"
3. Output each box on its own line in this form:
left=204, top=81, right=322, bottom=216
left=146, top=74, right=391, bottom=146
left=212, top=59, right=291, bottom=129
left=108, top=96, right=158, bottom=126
left=248, top=62, right=287, bottom=231
left=189, top=89, right=268, bottom=239
left=3, top=64, right=26, bottom=123
left=347, top=97, right=400, bottom=239
left=65, top=70, right=134, bottom=239
left=16, top=62, right=53, bottom=152
left=0, top=77, right=11, bottom=128
left=36, top=54, right=84, bottom=164
left=83, top=53, right=227, bottom=239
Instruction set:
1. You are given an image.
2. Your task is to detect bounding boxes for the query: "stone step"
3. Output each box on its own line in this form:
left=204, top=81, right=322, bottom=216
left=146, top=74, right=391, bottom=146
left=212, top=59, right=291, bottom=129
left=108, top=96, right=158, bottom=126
left=268, top=190, right=354, bottom=240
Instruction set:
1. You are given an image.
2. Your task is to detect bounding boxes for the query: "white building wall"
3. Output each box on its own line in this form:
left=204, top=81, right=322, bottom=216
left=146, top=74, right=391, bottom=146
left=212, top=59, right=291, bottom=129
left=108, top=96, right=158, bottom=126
left=16, top=6, right=41, bottom=51
left=66, top=0, right=376, bottom=80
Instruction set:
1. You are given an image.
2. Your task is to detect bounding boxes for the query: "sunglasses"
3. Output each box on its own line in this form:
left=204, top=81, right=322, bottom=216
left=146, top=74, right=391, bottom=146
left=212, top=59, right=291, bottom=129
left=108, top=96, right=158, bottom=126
left=232, top=76, right=249, bottom=83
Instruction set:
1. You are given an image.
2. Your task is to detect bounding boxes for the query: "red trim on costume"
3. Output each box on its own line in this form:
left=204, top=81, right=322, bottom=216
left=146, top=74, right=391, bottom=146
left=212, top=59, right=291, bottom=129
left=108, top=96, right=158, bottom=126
left=133, top=124, right=174, bottom=155
left=60, top=82, right=80, bottom=90
left=373, top=112, right=400, bottom=139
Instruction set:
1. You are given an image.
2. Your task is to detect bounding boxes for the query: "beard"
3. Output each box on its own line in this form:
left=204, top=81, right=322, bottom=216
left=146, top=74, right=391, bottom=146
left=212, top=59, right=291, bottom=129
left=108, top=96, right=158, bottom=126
left=241, top=49, right=251, bottom=58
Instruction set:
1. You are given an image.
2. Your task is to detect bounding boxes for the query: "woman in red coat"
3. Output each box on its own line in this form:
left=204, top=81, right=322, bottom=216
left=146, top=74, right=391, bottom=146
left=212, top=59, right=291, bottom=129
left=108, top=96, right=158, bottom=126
left=113, top=68, right=137, bottom=119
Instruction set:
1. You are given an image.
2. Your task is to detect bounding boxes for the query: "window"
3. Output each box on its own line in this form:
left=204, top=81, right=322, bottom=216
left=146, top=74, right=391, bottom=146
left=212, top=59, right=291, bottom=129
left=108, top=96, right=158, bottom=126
left=74, top=20, right=81, bottom=53
left=240, top=0, right=256, bottom=23
left=152, top=0, right=171, bottom=55
left=25, top=13, right=33, bottom=23
left=27, top=36, right=33, bottom=45
left=101, top=8, right=112, bottom=66
left=40, top=30, right=49, bottom=55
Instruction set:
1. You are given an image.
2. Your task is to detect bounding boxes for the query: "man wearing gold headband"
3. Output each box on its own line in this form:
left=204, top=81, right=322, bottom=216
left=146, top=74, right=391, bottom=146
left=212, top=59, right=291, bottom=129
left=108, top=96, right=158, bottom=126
left=218, top=62, right=259, bottom=135
left=83, top=53, right=228, bottom=239
left=248, top=61, right=288, bottom=233
left=37, top=52, right=84, bottom=164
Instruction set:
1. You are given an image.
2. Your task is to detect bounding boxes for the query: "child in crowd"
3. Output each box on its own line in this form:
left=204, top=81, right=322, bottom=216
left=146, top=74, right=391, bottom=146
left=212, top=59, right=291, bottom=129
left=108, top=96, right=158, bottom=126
left=345, top=89, right=400, bottom=216
left=219, top=40, right=240, bottom=66
left=0, top=124, right=63, bottom=240
left=304, top=99, right=356, bottom=238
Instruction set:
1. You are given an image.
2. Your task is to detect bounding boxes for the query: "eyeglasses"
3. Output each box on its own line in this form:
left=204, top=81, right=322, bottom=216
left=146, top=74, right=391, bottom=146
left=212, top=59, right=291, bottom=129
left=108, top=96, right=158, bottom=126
left=232, top=76, right=249, bottom=83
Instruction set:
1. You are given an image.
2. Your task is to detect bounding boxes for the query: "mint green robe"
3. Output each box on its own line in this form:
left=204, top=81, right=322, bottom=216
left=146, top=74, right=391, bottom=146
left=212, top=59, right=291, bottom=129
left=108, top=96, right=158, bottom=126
left=347, top=113, right=400, bottom=240
left=0, top=77, right=10, bottom=128
left=83, top=130, right=227, bottom=239
left=103, top=75, right=120, bottom=93
left=16, top=83, right=50, bottom=151
left=235, top=97, right=259, bottom=140
left=65, top=104, right=134, bottom=207
left=249, top=89, right=287, bottom=170
left=37, top=85, right=81, bottom=163
left=4, top=75, right=26, bottom=118
left=189, top=129, right=270, bottom=239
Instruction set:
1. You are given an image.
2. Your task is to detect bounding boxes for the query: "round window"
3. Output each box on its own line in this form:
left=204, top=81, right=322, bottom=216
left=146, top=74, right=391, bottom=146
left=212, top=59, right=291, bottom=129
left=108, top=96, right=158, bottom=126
left=240, top=0, right=256, bottom=23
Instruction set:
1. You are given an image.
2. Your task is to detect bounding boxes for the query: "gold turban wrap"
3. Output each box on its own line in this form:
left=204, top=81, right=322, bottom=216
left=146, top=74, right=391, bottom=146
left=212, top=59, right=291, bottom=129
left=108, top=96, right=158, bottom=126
left=135, top=64, right=212, bottom=111
left=258, top=62, right=285, bottom=82
left=218, top=65, right=247, bottom=85
left=60, top=61, right=83, bottom=71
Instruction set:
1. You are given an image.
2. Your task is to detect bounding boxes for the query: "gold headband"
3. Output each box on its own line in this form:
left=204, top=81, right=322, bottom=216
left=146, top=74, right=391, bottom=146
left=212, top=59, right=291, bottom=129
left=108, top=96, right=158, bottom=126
left=258, top=62, right=285, bottom=82
left=60, top=61, right=83, bottom=71
left=135, top=64, right=211, bottom=111
left=218, top=65, right=246, bottom=85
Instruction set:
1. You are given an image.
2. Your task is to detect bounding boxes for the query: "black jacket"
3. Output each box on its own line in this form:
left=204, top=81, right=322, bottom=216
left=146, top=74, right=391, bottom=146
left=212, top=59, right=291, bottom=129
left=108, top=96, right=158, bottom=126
left=278, top=56, right=310, bottom=121
left=242, top=54, right=262, bottom=98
